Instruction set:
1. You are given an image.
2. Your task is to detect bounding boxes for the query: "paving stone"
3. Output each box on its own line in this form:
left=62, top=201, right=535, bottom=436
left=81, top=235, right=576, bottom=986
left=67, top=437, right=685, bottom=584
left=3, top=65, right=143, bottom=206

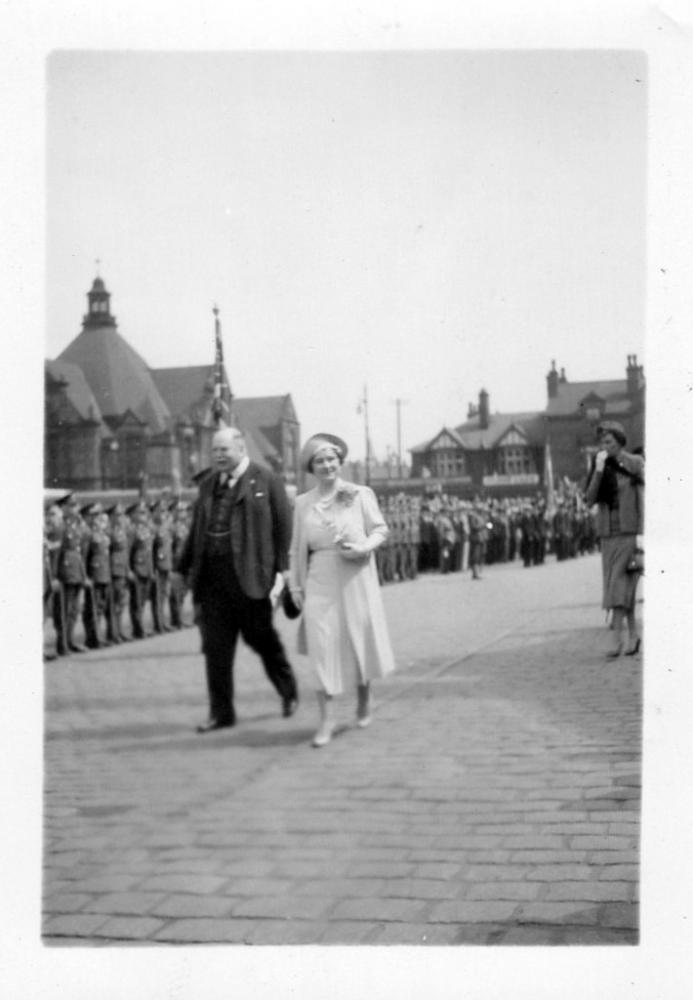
left=43, top=914, right=111, bottom=937
left=153, top=918, right=255, bottom=943
left=429, top=901, right=518, bottom=923
left=373, top=923, right=469, bottom=945
left=464, top=882, right=543, bottom=902
left=331, top=898, right=429, bottom=923
left=43, top=893, right=92, bottom=913
left=241, top=920, right=333, bottom=945
left=412, top=862, right=464, bottom=880
left=516, top=902, right=600, bottom=925
left=80, top=892, right=167, bottom=915
left=137, top=874, right=229, bottom=894
left=346, top=861, right=415, bottom=878
left=291, top=878, right=386, bottom=898
left=70, top=874, right=142, bottom=893
left=543, top=881, right=633, bottom=903
left=600, top=903, right=639, bottom=929
left=149, top=894, right=237, bottom=918
left=230, top=895, right=333, bottom=920
left=90, top=916, right=166, bottom=939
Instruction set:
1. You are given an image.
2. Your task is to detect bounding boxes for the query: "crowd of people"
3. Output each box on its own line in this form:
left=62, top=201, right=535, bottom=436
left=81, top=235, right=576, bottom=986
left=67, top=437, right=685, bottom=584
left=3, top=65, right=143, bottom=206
left=43, top=477, right=593, bottom=662
left=373, top=487, right=597, bottom=584
left=44, top=419, right=642, bottom=745
left=43, top=494, right=195, bottom=659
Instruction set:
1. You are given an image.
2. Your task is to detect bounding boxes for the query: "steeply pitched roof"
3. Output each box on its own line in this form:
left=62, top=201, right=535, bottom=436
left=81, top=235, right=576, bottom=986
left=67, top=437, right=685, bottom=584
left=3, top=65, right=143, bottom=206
left=150, top=365, right=215, bottom=420
left=45, top=360, right=103, bottom=424
left=58, top=325, right=171, bottom=434
left=234, top=395, right=296, bottom=428
left=453, top=411, right=546, bottom=450
left=545, top=380, right=629, bottom=417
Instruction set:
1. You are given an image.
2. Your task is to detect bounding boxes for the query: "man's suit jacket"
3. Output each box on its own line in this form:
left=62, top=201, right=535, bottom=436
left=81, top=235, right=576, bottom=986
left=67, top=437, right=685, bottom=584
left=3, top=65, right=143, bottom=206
left=178, top=461, right=292, bottom=601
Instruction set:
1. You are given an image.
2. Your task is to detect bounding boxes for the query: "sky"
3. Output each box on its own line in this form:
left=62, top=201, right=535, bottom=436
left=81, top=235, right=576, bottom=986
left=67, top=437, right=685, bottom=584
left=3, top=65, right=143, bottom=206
left=45, top=49, right=647, bottom=462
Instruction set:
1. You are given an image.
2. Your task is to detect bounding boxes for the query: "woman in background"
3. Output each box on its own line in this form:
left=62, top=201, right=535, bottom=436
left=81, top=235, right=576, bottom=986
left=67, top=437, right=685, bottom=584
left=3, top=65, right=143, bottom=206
left=584, top=421, right=644, bottom=658
left=288, top=433, right=395, bottom=747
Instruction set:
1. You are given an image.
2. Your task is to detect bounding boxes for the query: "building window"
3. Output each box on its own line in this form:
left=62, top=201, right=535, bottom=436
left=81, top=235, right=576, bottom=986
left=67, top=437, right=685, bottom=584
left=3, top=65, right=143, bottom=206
left=431, top=449, right=465, bottom=478
left=498, top=446, right=533, bottom=476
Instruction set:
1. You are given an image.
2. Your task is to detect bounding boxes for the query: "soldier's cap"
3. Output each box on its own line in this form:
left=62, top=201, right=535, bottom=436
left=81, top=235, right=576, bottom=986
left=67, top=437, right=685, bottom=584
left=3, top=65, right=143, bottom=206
left=125, top=501, right=148, bottom=516
left=81, top=502, right=103, bottom=517
left=45, top=490, right=71, bottom=509
left=55, top=492, right=78, bottom=508
left=106, top=502, right=126, bottom=515
left=170, top=499, right=189, bottom=512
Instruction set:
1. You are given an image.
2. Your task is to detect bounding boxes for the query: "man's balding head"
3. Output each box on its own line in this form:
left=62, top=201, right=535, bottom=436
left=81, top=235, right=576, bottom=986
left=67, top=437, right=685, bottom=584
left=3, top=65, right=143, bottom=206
left=211, top=426, right=246, bottom=471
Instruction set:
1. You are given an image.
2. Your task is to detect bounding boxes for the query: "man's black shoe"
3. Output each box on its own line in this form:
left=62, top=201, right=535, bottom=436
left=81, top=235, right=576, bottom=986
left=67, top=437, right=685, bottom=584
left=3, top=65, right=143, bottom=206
left=196, top=717, right=236, bottom=734
left=282, top=697, right=299, bottom=718
left=68, top=643, right=87, bottom=653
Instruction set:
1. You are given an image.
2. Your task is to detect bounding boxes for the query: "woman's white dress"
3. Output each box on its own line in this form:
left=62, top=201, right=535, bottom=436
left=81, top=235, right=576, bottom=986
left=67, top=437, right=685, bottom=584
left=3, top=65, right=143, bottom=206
left=290, top=484, right=395, bottom=695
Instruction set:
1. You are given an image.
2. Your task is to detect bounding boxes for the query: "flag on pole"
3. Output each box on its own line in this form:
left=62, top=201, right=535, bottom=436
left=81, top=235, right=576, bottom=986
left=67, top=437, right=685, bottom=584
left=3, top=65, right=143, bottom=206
left=211, top=305, right=232, bottom=427
left=544, top=438, right=555, bottom=511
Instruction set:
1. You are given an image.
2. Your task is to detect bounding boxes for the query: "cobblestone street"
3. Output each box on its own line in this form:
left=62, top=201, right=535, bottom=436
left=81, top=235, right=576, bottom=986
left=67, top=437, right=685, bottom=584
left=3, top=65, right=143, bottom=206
left=41, top=553, right=643, bottom=948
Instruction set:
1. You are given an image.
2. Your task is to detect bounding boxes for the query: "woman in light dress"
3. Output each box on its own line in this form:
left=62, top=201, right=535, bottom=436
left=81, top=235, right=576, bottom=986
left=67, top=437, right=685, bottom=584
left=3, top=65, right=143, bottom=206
left=288, top=433, right=395, bottom=747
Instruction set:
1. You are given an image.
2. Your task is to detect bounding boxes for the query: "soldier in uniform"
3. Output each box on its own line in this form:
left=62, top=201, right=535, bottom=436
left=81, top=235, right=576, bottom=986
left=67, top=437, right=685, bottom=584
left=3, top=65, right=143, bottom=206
left=43, top=500, right=66, bottom=659
left=78, top=504, right=104, bottom=649
left=57, top=496, right=88, bottom=652
left=406, top=497, right=420, bottom=580
left=468, top=501, right=488, bottom=580
left=128, top=501, right=154, bottom=639
left=107, top=502, right=132, bottom=642
left=169, top=500, right=191, bottom=628
left=435, top=503, right=456, bottom=574
left=151, top=499, right=174, bottom=633
left=81, top=504, right=114, bottom=647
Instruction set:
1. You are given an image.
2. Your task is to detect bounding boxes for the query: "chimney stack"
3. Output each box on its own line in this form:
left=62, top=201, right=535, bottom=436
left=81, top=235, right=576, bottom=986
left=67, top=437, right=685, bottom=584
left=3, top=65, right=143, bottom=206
left=547, top=360, right=559, bottom=399
left=626, top=354, right=644, bottom=395
left=479, top=388, right=490, bottom=430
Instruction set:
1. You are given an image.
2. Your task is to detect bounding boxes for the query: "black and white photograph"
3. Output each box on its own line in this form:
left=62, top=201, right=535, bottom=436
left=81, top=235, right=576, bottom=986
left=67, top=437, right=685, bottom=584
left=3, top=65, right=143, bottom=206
left=3, top=1, right=693, bottom=998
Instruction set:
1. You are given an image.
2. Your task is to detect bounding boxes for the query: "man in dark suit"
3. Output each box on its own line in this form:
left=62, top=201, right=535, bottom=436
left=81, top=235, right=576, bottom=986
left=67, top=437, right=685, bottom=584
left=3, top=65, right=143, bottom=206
left=177, top=426, right=299, bottom=732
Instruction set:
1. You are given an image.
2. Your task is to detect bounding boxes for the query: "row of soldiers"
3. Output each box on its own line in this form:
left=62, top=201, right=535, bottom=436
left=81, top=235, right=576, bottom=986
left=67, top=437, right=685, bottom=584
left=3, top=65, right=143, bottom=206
left=43, top=494, right=193, bottom=659
left=43, top=485, right=598, bottom=656
left=374, top=491, right=598, bottom=582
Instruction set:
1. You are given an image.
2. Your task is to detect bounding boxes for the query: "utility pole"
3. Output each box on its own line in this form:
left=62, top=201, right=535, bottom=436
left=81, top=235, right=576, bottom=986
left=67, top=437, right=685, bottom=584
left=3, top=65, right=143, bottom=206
left=358, top=385, right=371, bottom=486
left=393, top=397, right=409, bottom=480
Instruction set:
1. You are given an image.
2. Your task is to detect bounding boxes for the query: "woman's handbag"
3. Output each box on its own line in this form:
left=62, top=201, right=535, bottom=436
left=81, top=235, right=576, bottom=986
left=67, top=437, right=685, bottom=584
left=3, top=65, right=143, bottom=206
left=281, top=585, right=302, bottom=620
left=627, top=548, right=644, bottom=574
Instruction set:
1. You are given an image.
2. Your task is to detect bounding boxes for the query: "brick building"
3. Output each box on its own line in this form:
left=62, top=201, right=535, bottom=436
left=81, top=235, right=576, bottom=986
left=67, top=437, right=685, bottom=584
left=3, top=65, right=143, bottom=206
left=44, top=276, right=301, bottom=491
left=409, top=356, right=645, bottom=498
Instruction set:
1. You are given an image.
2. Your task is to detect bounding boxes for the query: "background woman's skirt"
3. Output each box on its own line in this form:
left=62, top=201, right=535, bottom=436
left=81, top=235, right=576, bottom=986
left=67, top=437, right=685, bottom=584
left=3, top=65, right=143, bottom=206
left=601, top=534, right=639, bottom=610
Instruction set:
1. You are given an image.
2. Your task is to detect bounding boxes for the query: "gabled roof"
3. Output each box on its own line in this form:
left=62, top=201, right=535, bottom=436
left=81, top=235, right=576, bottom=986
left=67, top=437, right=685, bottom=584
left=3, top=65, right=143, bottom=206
left=58, top=324, right=171, bottom=434
left=234, top=395, right=297, bottom=428
left=150, top=365, right=216, bottom=420
left=45, top=360, right=103, bottom=424
left=453, top=411, right=546, bottom=450
left=545, top=380, right=629, bottom=417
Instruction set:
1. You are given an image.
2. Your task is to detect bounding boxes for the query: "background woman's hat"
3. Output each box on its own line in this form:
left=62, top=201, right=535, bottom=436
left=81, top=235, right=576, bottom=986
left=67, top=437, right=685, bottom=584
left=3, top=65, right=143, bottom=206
left=301, top=433, right=349, bottom=472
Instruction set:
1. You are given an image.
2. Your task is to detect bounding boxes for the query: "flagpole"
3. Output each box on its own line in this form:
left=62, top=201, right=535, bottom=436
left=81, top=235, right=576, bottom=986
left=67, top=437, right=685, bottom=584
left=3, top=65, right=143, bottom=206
left=365, top=384, right=372, bottom=486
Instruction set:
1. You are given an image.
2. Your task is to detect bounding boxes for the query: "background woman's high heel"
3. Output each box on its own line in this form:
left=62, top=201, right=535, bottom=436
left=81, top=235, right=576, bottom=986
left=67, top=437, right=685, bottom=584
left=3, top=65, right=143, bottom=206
left=606, top=642, right=623, bottom=659
left=625, top=637, right=641, bottom=656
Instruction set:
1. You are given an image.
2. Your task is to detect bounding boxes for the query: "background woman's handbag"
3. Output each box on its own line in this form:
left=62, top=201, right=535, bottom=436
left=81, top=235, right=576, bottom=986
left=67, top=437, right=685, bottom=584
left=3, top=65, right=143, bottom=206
left=627, top=548, right=644, bottom=574
left=281, top=585, right=302, bottom=620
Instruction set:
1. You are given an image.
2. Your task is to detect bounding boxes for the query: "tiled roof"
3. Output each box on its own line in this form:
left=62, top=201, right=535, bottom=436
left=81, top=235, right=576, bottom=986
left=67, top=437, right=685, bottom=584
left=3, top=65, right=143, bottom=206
left=58, top=325, right=171, bottom=434
left=454, top=411, right=546, bottom=450
left=45, top=360, right=103, bottom=424
left=151, top=365, right=215, bottom=419
left=234, top=395, right=296, bottom=428
left=545, top=380, right=629, bottom=417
